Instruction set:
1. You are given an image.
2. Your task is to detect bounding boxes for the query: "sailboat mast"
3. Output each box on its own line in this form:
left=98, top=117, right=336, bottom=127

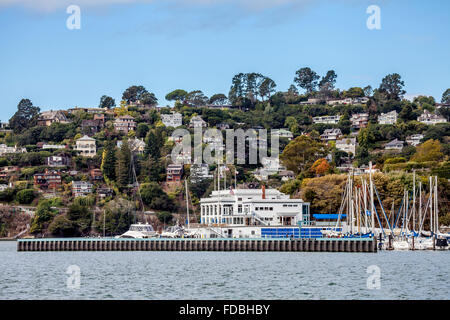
left=429, top=176, right=433, bottom=234
left=419, top=181, right=422, bottom=233
left=434, top=176, right=438, bottom=234
left=412, top=170, right=416, bottom=233
left=185, top=178, right=190, bottom=229
left=369, top=162, right=375, bottom=235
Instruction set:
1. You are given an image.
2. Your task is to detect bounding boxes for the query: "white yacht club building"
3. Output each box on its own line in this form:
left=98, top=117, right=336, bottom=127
left=198, top=187, right=310, bottom=238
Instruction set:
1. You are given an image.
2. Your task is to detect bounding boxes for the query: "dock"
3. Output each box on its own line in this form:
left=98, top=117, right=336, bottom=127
left=17, top=237, right=377, bottom=252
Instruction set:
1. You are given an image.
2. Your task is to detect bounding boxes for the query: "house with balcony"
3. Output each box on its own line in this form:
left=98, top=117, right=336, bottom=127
left=72, top=181, right=94, bottom=197
left=0, top=144, right=27, bottom=156
left=312, top=115, right=341, bottom=124
left=320, top=128, right=342, bottom=141
left=350, top=113, right=369, bottom=129
left=46, top=155, right=71, bottom=167
left=34, top=170, right=62, bottom=190
left=114, top=115, right=136, bottom=133
left=378, top=110, right=398, bottom=125
left=335, top=137, right=357, bottom=155
left=161, top=112, right=182, bottom=128
left=190, top=164, right=213, bottom=182
left=97, top=187, right=114, bottom=198
left=417, top=110, right=447, bottom=125
left=406, top=134, right=424, bottom=147
left=75, top=135, right=96, bottom=157
left=166, top=164, right=183, bottom=183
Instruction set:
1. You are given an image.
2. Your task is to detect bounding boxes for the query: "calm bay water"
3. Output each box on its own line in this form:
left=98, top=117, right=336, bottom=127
left=0, top=241, right=448, bottom=300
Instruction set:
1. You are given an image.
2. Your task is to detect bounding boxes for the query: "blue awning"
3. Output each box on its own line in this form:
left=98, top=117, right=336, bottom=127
left=313, top=214, right=347, bottom=219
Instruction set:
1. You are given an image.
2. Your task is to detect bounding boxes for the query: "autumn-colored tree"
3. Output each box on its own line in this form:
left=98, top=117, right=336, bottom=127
left=280, top=135, right=329, bottom=175
left=310, top=158, right=331, bottom=176
left=411, top=139, right=444, bottom=162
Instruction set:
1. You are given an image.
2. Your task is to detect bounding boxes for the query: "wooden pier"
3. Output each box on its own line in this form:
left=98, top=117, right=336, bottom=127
left=17, top=238, right=377, bottom=253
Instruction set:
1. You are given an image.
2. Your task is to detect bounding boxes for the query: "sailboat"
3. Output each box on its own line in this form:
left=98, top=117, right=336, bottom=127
left=116, top=148, right=158, bottom=239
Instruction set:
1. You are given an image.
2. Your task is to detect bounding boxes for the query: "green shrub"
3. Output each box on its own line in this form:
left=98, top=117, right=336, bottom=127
left=15, top=189, right=35, bottom=204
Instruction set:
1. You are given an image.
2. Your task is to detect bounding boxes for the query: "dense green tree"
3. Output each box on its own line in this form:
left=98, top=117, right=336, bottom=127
left=280, top=135, right=329, bottom=174
left=318, top=70, right=337, bottom=92
left=186, top=90, right=208, bottom=107
left=48, top=215, right=76, bottom=237
left=140, top=91, right=158, bottom=106
left=15, top=189, right=35, bottom=204
left=411, top=139, right=444, bottom=162
left=294, top=67, right=320, bottom=93
left=363, top=85, right=373, bottom=97
left=9, top=99, right=40, bottom=134
left=144, top=130, right=161, bottom=159
left=165, top=89, right=188, bottom=102
left=66, top=203, right=92, bottom=235
left=140, top=182, right=175, bottom=211
left=209, top=93, right=228, bottom=105
left=99, top=95, right=116, bottom=109
left=98, top=199, right=134, bottom=235
left=116, top=140, right=132, bottom=189
left=101, top=140, right=117, bottom=181
left=136, top=123, right=149, bottom=139
left=344, top=87, right=364, bottom=98
left=122, top=85, right=157, bottom=105
left=30, top=200, right=56, bottom=234
left=442, top=88, right=450, bottom=104
left=258, top=77, right=277, bottom=101
left=378, top=73, right=406, bottom=100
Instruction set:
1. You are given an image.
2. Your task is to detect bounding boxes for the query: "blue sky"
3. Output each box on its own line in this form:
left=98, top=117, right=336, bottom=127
left=0, top=0, right=449, bottom=121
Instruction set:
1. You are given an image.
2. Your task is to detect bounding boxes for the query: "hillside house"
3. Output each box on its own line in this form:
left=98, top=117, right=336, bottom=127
left=335, top=137, right=357, bottom=155
left=161, top=112, right=183, bottom=128
left=312, top=115, right=341, bottom=124
left=72, top=181, right=93, bottom=197
left=82, top=119, right=102, bottom=136
left=166, top=164, right=183, bottom=183
left=37, top=111, right=70, bottom=126
left=350, top=113, right=369, bottom=129
left=385, top=139, right=404, bottom=151
left=90, top=169, right=103, bottom=181
left=46, top=155, right=71, bottom=167
left=114, top=115, right=136, bottom=133
left=33, top=170, right=62, bottom=189
left=406, top=134, right=424, bottom=147
left=272, top=129, right=293, bottom=140
left=378, top=110, right=398, bottom=125
left=75, top=135, right=96, bottom=157
left=417, top=110, right=447, bottom=125
left=0, top=144, right=27, bottom=156
left=320, top=128, right=342, bottom=141
left=189, top=115, right=207, bottom=128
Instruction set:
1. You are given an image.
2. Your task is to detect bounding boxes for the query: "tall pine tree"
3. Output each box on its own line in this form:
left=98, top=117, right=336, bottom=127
left=101, top=140, right=117, bottom=181
left=116, top=140, right=132, bottom=190
left=144, top=130, right=161, bottom=159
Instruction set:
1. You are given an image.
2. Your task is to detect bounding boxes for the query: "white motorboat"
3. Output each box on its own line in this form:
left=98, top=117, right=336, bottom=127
left=392, top=239, right=410, bottom=250
left=160, top=225, right=185, bottom=238
left=410, top=237, right=434, bottom=250
left=115, top=222, right=158, bottom=239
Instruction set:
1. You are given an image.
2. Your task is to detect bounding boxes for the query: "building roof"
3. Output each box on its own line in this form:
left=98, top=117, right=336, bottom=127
left=76, top=135, right=96, bottom=142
